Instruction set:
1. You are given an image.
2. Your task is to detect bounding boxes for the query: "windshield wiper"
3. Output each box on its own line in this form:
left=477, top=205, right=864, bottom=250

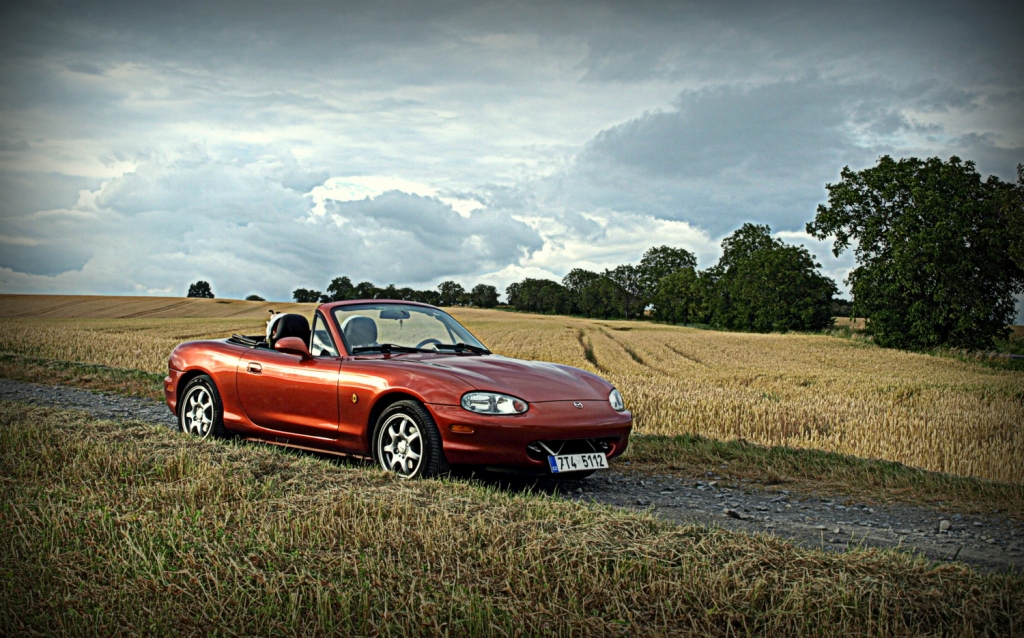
left=432, top=342, right=491, bottom=355
left=350, top=343, right=426, bottom=355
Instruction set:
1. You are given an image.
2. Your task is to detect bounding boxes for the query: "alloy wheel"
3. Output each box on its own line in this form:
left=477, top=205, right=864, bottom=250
left=378, top=413, right=424, bottom=477
left=182, top=385, right=214, bottom=438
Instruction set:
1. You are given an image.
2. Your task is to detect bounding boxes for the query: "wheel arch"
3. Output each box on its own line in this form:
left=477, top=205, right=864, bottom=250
left=366, top=390, right=425, bottom=444
left=176, top=368, right=213, bottom=411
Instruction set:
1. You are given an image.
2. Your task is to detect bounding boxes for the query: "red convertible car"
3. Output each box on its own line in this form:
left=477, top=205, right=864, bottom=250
left=165, top=300, right=632, bottom=479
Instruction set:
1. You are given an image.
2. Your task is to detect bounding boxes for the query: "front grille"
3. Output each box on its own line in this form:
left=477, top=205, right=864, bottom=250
left=525, top=437, right=618, bottom=461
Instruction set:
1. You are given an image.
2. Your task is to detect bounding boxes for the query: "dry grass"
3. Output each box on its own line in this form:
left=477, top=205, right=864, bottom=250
left=1, top=295, right=1021, bottom=485
left=2, top=401, right=1021, bottom=636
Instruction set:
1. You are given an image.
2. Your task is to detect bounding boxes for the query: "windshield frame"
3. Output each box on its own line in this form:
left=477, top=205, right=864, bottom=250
left=329, top=302, right=489, bottom=356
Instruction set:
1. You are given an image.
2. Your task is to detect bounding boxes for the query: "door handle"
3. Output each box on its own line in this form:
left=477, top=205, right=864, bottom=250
left=247, top=362, right=263, bottom=374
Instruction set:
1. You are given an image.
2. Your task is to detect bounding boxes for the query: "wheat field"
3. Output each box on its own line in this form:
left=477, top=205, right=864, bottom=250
left=1, top=295, right=1021, bottom=484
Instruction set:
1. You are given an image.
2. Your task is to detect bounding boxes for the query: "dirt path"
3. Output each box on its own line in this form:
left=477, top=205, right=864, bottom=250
left=538, top=471, right=1023, bottom=573
left=2, top=378, right=1020, bottom=572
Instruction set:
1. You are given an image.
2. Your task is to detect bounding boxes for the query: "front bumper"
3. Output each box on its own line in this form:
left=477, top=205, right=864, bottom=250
left=428, top=399, right=632, bottom=469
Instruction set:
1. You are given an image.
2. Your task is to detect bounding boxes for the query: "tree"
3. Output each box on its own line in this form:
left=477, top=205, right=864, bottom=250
left=186, top=280, right=214, bottom=298
left=605, top=264, right=644, bottom=319
left=353, top=281, right=378, bottom=299
left=437, top=281, right=465, bottom=306
left=562, top=268, right=601, bottom=314
left=578, top=277, right=624, bottom=319
left=651, top=267, right=698, bottom=324
left=807, top=155, right=1024, bottom=350
left=245, top=294, right=265, bottom=301
left=292, top=288, right=324, bottom=303
left=638, top=245, right=697, bottom=308
left=469, top=284, right=499, bottom=308
left=326, top=276, right=355, bottom=301
left=505, top=278, right=570, bottom=314
left=707, top=224, right=837, bottom=332
left=724, top=241, right=837, bottom=332
left=1004, top=164, right=1024, bottom=273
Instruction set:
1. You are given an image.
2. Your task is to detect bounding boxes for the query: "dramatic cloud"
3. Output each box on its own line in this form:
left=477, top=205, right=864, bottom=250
left=0, top=0, right=1021, bottom=315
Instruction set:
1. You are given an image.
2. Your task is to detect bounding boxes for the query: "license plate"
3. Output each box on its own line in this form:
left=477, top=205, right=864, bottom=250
left=548, top=452, right=608, bottom=473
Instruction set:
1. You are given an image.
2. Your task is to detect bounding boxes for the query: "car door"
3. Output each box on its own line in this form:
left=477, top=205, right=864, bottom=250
left=235, top=313, right=341, bottom=439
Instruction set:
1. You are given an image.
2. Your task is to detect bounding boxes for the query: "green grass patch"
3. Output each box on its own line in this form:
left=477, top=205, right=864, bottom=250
left=0, top=352, right=165, bottom=400
left=626, top=434, right=1024, bottom=519
left=2, top=402, right=1022, bottom=636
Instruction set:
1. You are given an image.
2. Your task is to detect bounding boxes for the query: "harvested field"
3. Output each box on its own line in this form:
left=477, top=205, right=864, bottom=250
left=1, top=295, right=1021, bottom=484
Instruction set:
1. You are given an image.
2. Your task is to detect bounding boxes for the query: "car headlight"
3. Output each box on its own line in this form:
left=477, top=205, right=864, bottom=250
left=609, top=388, right=625, bottom=412
left=461, top=392, right=528, bottom=415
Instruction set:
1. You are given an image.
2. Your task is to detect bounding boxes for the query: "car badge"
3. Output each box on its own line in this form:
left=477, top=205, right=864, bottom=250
left=573, top=401, right=583, bottom=409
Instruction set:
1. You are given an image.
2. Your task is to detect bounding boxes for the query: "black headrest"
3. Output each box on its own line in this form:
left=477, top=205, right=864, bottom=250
left=342, top=315, right=378, bottom=348
left=270, top=314, right=310, bottom=347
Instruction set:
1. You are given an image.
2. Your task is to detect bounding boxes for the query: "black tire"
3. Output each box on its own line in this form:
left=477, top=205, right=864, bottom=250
left=178, top=374, right=228, bottom=439
left=373, top=400, right=449, bottom=479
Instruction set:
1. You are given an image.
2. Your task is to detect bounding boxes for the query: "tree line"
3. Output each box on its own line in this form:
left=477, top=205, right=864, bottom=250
left=292, top=278, right=500, bottom=308
left=506, top=224, right=838, bottom=333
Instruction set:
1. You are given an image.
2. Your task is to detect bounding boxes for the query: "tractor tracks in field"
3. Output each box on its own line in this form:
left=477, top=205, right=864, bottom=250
left=120, top=300, right=193, bottom=319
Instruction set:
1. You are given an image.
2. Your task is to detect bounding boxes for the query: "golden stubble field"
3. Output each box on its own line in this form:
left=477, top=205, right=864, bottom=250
left=1, top=295, right=1022, bottom=484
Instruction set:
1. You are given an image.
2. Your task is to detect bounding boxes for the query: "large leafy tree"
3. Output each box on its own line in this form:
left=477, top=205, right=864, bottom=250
left=186, top=280, right=214, bottom=298
left=605, top=264, right=644, bottom=319
left=638, top=245, right=697, bottom=308
left=292, top=288, right=324, bottom=303
left=651, top=267, right=698, bottom=324
left=326, top=276, right=355, bottom=301
left=505, top=278, right=570, bottom=314
left=1004, top=164, right=1024, bottom=273
left=661, top=224, right=836, bottom=332
left=353, top=281, right=378, bottom=299
left=807, top=155, right=1024, bottom=350
left=437, top=280, right=465, bottom=306
left=469, top=284, right=499, bottom=308
left=723, top=238, right=837, bottom=332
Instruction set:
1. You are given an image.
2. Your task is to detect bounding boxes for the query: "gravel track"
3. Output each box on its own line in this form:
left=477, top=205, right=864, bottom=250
left=2, top=378, right=1020, bottom=573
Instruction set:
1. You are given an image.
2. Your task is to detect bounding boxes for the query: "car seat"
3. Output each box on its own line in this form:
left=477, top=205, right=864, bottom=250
left=269, top=314, right=311, bottom=348
left=341, top=315, right=378, bottom=349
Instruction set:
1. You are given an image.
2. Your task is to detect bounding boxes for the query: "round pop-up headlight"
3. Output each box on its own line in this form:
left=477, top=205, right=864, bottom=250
left=609, top=388, right=625, bottom=412
left=461, top=392, right=528, bottom=415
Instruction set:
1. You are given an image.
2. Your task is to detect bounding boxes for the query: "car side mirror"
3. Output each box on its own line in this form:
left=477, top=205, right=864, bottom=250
left=274, top=336, right=312, bottom=359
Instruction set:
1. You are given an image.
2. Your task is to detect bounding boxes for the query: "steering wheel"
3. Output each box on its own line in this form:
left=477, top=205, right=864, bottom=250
left=415, top=338, right=443, bottom=349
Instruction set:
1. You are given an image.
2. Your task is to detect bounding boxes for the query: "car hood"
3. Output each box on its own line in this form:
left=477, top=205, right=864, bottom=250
left=409, top=354, right=611, bottom=402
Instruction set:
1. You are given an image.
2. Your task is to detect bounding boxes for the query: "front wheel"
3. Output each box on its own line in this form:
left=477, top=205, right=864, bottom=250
left=373, top=400, right=449, bottom=479
left=178, top=375, right=227, bottom=439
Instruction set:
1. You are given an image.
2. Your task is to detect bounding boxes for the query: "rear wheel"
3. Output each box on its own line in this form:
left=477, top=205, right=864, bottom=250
left=178, top=375, right=227, bottom=439
left=373, top=400, right=449, bottom=479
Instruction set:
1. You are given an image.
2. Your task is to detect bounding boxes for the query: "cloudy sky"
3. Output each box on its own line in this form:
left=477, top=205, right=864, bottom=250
left=1, top=0, right=1022, bottom=309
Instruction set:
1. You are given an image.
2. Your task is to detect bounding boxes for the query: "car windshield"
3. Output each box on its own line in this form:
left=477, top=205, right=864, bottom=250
left=331, top=303, right=489, bottom=354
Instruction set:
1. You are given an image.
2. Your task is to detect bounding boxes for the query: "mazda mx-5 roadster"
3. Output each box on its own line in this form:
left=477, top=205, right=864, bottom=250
left=165, top=300, right=632, bottom=479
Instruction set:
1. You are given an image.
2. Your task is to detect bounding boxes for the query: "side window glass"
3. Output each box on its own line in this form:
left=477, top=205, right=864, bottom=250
left=311, top=313, right=340, bottom=357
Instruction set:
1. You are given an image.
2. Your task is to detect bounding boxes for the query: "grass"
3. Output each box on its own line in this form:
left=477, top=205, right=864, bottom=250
left=2, top=401, right=1022, bottom=636
left=0, top=352, right=165, bottom=401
